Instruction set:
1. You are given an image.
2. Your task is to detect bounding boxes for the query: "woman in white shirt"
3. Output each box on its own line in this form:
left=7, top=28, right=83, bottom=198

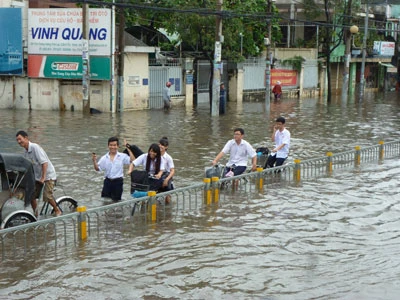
left=128, top=143, right=164, bottom=178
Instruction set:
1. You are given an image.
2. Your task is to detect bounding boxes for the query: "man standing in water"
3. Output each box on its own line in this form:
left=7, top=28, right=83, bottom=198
left=92, top=137, right=133, bottom=201
left=16, top=130, right=62, bottom=217
left=265, top=116, right=291, bottom=168
left=163, top=81, right=172, bottom=110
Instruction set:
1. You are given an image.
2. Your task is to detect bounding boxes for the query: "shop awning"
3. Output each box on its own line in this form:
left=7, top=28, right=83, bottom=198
left=380, top=63, right=397, bottom=73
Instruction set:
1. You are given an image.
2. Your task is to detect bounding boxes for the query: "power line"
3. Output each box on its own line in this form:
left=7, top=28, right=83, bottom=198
left=52, top=0, right=398, bottom=33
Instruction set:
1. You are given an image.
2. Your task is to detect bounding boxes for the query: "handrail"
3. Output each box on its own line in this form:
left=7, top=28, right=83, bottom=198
left=1, top=140, right=399, bottom=262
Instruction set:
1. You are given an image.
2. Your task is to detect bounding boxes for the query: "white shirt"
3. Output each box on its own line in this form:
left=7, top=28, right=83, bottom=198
left=24, top=141, right=57, bottom=181
left=98, top=152, right=131, bottom=179
left=221, top=139, right=256, bottom=167
left=274, top=128, right=291, bottom=158
left=162, top=152, right=174, bottom=173
left=133, top=153, right=165, bottom=175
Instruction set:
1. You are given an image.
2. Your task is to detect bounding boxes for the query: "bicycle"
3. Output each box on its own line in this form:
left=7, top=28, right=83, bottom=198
left=37, top=182, right=78, bottom=218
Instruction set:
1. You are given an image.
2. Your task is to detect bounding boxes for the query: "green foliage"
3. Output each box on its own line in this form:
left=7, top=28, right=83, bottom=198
left=116, top=0, right=282, bottom=62
left=281, top=56, right=305, bottom=73
left=353, top=25, right=385, bottom=54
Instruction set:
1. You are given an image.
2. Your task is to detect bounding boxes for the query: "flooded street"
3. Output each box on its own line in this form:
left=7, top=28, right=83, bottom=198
left=0, top=92, right=400, bottom=299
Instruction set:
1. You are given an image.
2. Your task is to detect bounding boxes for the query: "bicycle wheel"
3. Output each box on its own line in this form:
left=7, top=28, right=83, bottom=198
left=2, top=211, right=37, bottom=229
left=53, top=196, right=78, bottom=214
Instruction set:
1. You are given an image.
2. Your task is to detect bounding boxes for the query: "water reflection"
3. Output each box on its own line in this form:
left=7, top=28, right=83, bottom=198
left=0, top=92, right=400, bottom=299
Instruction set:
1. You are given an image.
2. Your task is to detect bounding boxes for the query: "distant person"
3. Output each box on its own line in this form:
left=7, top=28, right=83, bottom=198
left=163, top=81, right=172, bottom=110
left=265, top=117, right=291, bottom=168
left=212, top=128, right=257, bottom=177
left=92, top=137, right=134, bottom=201
left=16, top=130, right=62, bottom=217
left=272, top=81, right=282, bottom=100
left=219, top=83, right=226, bottom=114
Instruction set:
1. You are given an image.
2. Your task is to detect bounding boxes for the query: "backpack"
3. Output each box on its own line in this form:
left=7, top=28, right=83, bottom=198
left=256, top=147, right=270, bottom=156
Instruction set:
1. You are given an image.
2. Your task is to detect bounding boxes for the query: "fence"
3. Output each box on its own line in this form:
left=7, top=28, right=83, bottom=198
left=149, top=58, right=184, bottom=109
left=243, top=58, right=266, bottom=92
left=1, top=140, right=399, bottom=262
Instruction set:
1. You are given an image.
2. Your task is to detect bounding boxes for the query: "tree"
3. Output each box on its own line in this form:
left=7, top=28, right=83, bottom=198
left=116, top=0, right=281, bottom=62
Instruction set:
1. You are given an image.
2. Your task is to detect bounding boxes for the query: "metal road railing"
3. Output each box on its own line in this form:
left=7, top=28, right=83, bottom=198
left=1, top=140, right=399, bottom=262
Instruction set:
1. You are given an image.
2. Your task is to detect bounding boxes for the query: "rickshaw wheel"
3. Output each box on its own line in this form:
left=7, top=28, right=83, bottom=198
left=53, top=197, right=78, bottom=214
left=3, top=212, right=36, bottom=228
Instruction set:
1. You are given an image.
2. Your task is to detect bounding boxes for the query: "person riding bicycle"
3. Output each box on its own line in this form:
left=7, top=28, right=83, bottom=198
left=212, top=128, right=257, bottom=177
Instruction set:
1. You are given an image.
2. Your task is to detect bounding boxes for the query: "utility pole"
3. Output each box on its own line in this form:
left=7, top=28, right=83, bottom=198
left=211, top=0, right=223, bottom=116
left=110, top=0, right=116, bottom=113
left=359, top=2, right=368, bottom=100
left=341, top=0, right=353, bottom=102
left=117, top=5, right=126, bottom=112
left=265, top=0, right=272, bottom=107
left=82, top=2, right=90, bottom=114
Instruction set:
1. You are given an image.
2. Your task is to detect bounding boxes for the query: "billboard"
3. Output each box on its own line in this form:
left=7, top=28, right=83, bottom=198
left=28, top=8, right=111, bottom=56
left=0, top=8, right=23, bottom=75
left=28, top=8, right=111, bottom=80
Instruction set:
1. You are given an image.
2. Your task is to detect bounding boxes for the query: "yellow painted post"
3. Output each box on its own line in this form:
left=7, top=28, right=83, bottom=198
left=77, top=206, right=87, bottom=241
left=203, top=178, right=211, bottom=205
left=211, top=176, right=219, bottom=203
left=148, top=191, right=157, bottom=221
left=256, top=167, right=264, bottom=191
left=355, top=146, right=361, bottom=166
left=326, top=152, right=333, bottom=174
left=294, top=159, right=301, bottom=182
left=379, top=140, right=384, bottom=161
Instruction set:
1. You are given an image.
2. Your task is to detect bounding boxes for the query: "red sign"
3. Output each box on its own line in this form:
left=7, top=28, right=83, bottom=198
left=270, top=69, right=298, bottom=86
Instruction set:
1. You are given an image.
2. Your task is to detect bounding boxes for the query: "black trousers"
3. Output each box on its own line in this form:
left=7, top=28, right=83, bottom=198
left=102, top=177, right=123, bottom=201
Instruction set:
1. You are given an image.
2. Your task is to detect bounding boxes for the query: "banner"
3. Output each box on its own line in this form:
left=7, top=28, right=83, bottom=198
left=271, top=69, right=298, bottom=86
left=0, top=8, right=23, bottom=75
left=28, top=55, right=110, bottom=80
left=28, top=8, right=111, bottom=56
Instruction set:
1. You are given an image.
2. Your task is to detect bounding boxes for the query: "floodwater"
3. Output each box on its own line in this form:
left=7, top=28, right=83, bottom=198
left=0, top=93, right=400, bottom=299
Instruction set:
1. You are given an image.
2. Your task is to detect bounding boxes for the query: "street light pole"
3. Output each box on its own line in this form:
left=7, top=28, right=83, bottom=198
left=342, top=25, right=359, bottom=102
left=265, top=0, right=272, bottom=108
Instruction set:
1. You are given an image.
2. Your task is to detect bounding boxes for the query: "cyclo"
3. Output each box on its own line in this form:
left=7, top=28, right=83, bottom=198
left=0, top=153, right=78, bottom=229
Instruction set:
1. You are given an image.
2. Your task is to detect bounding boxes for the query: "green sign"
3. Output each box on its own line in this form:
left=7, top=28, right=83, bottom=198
left=42, top=56, right=110, bottom=80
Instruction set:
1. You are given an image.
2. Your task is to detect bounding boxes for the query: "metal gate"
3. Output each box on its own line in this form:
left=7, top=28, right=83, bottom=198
left=243, top=58, right=265, bottom=92
left=195, top=60, right=228, bottom=104
left=149, top=61, right=184, bottom=109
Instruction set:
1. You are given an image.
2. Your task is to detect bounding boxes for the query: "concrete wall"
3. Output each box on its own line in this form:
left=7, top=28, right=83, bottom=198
left=0, top=78, right=16, bottom=109
left=123, top=53, right=150, bottom=110
left=0, top=76, right=112, bottom=111
left=273, top=48, right=318, bottom=60
left=60, top=82, right=111, bottom=112
left=0, top=77, right=60, bottom=110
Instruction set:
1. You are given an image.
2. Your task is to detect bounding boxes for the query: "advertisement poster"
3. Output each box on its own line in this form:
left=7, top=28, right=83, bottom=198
left=0, top=8, right=23, bottom=75
left=271, top=69, right=298, bottom=86
left=28, top=55, right=110, bottom=80
left=28, top=8, right=111, bottom=56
